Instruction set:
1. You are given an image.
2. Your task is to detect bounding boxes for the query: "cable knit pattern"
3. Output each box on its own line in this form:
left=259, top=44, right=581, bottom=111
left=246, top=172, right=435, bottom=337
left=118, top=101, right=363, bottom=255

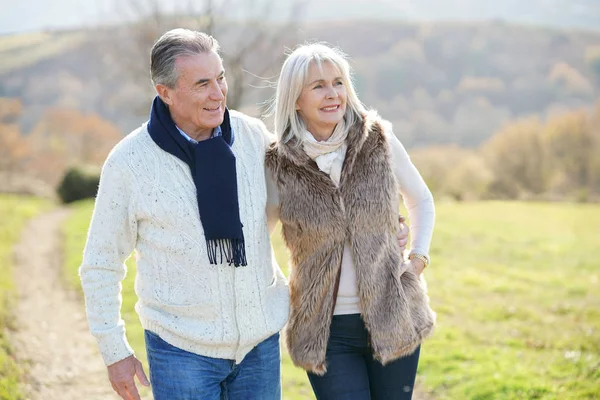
left=80, top=111, right=290, bottom=366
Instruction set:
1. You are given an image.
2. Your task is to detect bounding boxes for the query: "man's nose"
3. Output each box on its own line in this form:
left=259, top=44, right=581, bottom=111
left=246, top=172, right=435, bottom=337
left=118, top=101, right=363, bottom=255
left=209, top=82, right=225, bottom=100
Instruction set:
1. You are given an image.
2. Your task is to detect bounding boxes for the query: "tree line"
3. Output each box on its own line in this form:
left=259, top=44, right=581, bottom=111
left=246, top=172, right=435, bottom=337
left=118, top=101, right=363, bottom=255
left=410, top=101, right=600, bottom=202
left=0, top=98, right=121, bottom=197
left=1, top=96, right=598, bottom=202
left=2, top=19, right=599, bottom=150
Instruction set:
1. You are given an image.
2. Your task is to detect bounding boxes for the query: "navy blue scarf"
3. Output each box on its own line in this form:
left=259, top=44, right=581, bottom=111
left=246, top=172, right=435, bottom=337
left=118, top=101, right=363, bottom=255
left=147, top=96, right=247, bottom=267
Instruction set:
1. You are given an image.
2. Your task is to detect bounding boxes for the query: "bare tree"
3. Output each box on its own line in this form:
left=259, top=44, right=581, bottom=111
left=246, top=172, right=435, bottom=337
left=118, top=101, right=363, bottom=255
left=97, top=0, right=310, bottom=116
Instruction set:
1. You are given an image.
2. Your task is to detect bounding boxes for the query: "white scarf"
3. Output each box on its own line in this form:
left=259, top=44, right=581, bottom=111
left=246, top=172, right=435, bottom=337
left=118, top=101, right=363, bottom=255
left=302, top=121, right=348, bottom=186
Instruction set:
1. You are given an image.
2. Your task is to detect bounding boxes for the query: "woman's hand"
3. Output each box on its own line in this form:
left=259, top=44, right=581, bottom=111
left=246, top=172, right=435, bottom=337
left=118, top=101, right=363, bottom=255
left=409, top=258, right=426, bottom=277
left=400, top=258, right=425, bottom=278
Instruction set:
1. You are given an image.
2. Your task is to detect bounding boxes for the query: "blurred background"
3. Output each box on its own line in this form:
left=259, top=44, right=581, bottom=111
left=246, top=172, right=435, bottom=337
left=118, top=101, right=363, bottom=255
left=0, top=1, right=599, bottom=399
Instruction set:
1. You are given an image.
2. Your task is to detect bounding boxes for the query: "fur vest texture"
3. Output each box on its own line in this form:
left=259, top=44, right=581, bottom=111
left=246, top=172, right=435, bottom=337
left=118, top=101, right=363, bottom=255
left=265, top=112, right=436, bottom=375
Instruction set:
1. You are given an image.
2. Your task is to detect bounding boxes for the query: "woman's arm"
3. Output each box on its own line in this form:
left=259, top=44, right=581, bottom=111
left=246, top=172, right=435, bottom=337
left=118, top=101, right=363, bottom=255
left=384, top=126, right=435, bottom=263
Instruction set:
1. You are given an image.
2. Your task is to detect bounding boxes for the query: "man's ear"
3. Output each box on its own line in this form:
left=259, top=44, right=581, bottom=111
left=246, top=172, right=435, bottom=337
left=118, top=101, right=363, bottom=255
left=156, top=84, right=174, bottom=105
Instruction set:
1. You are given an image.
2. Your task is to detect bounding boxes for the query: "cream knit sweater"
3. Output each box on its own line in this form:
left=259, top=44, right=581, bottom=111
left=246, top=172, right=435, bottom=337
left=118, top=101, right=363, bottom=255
left=80, top=111, right=290, bottom=366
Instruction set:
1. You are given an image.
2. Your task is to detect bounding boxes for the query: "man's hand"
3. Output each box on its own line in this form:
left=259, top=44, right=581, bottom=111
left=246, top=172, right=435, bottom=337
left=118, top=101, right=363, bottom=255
left=108, top=355, right=150, bottom=400
left=397, top=215, right=409, bottom=254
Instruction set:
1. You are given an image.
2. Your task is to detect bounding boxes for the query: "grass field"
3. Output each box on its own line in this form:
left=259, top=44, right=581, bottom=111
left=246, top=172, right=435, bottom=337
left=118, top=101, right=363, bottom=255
left=63, top=200, right=600, bottom=399
left=0, top=195, right=50, bottom=400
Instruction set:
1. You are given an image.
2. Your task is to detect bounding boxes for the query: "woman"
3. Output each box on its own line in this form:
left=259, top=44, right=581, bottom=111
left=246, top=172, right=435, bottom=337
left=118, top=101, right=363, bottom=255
left=265, top=43, right=436, bottom=400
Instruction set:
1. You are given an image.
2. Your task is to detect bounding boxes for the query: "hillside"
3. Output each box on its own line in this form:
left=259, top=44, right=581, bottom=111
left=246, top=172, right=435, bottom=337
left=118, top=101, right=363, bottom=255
left=1, top=19, right=599, bottom=147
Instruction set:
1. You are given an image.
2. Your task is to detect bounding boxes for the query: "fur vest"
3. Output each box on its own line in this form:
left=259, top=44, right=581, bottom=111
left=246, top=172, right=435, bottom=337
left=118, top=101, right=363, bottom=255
left=265, top=112, right=436, bottom=375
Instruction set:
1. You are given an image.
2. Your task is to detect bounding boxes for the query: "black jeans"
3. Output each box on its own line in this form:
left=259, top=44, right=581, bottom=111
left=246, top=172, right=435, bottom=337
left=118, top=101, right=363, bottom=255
left=307, top=314, right=420, bottom=400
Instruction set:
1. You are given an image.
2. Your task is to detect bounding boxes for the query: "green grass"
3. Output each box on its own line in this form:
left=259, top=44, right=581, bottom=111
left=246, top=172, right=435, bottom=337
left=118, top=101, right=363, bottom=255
left=418, top=201, right=600, bottom=400
left=63, top=200, right=600, bottom=399
left=0, top=194, right=50, bottom=400
left=270, top=231, right=315, bottom=399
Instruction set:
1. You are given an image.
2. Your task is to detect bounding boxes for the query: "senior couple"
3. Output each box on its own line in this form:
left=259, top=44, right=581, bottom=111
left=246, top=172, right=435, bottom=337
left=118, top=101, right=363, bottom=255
left=80, top=28, right=435, bottom=400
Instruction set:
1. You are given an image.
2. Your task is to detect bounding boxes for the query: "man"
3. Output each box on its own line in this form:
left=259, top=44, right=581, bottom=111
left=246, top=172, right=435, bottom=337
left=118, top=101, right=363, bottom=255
left=80, top=28, right=410, bottom=400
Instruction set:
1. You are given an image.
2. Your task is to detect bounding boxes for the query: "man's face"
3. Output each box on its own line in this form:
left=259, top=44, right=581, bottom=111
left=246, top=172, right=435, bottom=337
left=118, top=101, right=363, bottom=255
left=159, top=51, right=228, bottom=139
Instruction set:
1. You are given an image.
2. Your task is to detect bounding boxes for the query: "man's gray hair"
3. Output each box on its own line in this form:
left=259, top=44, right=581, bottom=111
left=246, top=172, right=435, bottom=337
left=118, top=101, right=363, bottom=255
left=150, top=28, right=220, bottom=89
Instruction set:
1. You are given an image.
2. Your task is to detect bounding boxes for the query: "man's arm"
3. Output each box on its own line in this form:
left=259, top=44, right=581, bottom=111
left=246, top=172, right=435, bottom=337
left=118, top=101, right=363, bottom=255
left=252, top=117, right=280, bottom=234
left=265, top=168, right=280, bottom=235
left=79, top=155, right=149, bottom=399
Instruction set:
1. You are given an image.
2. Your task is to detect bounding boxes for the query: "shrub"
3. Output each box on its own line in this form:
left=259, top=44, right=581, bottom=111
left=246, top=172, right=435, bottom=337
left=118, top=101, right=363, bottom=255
left=56, top=166, right=100, bottom=204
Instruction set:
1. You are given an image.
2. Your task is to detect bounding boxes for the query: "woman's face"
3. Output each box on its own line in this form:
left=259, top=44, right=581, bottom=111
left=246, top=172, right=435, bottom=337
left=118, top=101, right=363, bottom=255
left=296, top=61, right=347, bottom=138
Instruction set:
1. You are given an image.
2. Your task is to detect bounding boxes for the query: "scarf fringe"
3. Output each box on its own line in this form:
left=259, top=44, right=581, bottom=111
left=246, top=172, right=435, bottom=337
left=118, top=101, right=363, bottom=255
left=207, top=238, right=247, bottom=267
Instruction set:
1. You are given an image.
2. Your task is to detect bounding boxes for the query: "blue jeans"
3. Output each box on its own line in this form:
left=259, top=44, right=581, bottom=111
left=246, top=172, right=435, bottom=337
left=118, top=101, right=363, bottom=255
left=307, top=314, right=421, bottom=400
left=145, top=330, right=281, bottom=400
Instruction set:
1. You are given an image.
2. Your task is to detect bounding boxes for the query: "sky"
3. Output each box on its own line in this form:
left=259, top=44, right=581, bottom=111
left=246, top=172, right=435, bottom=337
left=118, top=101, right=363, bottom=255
left=1, top=0, right=599, bottom=35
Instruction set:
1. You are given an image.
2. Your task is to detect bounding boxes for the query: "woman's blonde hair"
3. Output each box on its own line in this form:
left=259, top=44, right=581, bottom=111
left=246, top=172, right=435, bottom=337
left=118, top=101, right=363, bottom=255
left=273, top=43, right=367, bottom=143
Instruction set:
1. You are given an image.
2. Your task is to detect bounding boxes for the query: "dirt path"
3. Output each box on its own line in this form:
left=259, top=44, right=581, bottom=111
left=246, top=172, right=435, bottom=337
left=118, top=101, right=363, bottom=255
left=11, top=208, right=125, bottom=400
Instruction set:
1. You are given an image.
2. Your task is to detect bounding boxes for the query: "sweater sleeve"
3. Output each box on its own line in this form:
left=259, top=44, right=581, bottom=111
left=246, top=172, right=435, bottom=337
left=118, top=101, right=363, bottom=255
left=79, top=154, right=137, bottom=366
left=265, top=168, right=280, bottom=234
left=384, top=126, right=436, bottom=261
left=251, top=118, right=281, bottom=234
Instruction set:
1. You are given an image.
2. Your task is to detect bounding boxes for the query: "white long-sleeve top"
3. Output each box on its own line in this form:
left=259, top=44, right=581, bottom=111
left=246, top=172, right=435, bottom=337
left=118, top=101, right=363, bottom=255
left=266, top=126, right=435, bottom=315
left=80, top=111, right=289, bottom=366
